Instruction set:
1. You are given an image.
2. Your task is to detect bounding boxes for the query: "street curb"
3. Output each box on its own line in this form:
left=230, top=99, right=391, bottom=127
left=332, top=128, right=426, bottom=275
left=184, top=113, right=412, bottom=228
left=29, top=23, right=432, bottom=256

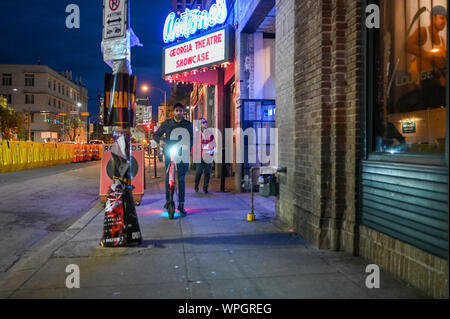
left=0, top=202, right=104, bottom=297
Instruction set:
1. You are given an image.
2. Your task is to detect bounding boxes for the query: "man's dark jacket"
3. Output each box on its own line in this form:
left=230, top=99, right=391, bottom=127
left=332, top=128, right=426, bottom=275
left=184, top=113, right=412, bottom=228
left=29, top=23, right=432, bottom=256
left=153, top=118, right=193, bottom=158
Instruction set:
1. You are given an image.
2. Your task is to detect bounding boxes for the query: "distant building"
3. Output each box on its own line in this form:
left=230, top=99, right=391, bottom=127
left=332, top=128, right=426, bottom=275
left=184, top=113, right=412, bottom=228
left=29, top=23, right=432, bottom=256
left=171, top=0, right=206, bottom=12
left=135, top=96, right=149, bottom=125
left=0, top=64, right=88, bottom=142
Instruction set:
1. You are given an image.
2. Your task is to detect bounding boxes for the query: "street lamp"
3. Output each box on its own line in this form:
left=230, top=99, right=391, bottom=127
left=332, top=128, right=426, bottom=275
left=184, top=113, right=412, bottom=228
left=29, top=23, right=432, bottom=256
left=140, top=84, right=167, bottom=106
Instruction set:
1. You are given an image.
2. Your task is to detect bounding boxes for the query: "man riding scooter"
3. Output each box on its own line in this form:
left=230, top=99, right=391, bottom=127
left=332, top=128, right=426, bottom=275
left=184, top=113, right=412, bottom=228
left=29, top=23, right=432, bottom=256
left=153, top=103, right=193, bottom=216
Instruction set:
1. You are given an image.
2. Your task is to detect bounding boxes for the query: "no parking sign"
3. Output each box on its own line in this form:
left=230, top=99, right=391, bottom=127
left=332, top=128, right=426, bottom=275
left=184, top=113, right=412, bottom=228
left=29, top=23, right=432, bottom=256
left=99, top=144, right=145, bottom=202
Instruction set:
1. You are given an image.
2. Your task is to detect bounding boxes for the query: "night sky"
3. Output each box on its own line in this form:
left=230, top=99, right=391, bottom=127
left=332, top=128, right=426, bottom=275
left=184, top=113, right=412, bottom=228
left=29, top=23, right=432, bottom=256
left=0, top=0, right=173, bottom=120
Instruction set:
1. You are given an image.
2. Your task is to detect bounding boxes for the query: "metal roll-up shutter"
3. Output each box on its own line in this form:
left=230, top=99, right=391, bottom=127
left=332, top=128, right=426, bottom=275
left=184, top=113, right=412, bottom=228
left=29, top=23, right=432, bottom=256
left=361, top=161, right=448, bottom=260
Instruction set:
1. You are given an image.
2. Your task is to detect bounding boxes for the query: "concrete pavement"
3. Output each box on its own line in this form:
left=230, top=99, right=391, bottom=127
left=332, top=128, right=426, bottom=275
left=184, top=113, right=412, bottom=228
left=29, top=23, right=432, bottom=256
left=0, top=161, right=425, bottom=298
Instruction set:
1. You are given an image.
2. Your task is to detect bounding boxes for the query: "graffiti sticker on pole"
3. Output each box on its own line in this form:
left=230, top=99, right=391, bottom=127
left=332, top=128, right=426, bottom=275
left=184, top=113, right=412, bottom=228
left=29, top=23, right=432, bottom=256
left=100, top=144, right=145, bottom=198
left=103, top=0, right=128, bottom=40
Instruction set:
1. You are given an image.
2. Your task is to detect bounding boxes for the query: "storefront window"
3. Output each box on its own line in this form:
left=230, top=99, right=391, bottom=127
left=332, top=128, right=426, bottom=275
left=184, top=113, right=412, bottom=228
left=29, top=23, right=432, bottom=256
left=373, top=0, right=448, bottom=155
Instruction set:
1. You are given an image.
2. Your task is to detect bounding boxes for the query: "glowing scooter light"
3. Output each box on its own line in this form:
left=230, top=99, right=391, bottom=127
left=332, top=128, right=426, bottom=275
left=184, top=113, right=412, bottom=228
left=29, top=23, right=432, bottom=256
left=163, top=0, right=228, bottom=43
left=170, top=146, right=178, bottom=157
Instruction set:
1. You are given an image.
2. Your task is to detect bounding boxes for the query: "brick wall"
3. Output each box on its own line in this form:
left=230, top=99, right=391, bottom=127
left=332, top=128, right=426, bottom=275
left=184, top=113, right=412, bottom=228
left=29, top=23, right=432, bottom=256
left=275, top=0, right=295, bottom=225
left=359, top=226, right=449, bottom=298
left=290, top=0, right=331, bottom=248
left=279, top=0, right=361, bottom=251
left=341, top=0, right=362, bottom=255
left=277, top=0, right=448, bottom=298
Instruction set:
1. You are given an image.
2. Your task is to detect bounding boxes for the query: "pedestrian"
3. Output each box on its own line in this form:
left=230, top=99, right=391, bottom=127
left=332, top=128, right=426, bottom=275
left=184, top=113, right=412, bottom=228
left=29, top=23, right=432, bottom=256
left=153, top=103, right=193, bottom=215
left=194, top=117, right=216, bottom=194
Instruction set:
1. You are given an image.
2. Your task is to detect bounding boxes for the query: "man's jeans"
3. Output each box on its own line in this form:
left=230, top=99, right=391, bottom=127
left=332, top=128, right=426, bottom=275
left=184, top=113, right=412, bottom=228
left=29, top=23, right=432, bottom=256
left=165, top=158, right=189, bottom=204
left=195, top=159, right=212, bottom=191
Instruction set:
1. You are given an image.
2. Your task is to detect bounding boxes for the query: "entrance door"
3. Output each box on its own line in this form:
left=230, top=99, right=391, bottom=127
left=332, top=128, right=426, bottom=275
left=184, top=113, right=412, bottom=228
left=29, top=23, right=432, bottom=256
left=240, top=99, right=276, bottom=179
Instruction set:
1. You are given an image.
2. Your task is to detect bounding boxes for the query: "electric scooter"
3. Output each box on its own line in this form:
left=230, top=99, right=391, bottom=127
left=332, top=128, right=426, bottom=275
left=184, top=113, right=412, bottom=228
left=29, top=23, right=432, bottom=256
left=166, top=146, right=177, bottom=219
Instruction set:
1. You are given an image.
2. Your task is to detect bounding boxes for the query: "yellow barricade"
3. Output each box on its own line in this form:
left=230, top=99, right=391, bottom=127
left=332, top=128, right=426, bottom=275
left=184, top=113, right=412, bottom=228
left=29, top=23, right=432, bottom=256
left=53, top=143, right=62, bottom=165
left=0, top=141, right=4, bottom=173
left=24, top=142, right=34, bottom=169
left=17, top=141, right=28, bottom=171
left=0, top=141, right=101, bottom=173
left=0, top=141, right=12, bottom=173
left=9, top=142, right=20, bottom=172
left=67, top=144, right=74, bottom=164
left=28, top=142, right=37, bottom=169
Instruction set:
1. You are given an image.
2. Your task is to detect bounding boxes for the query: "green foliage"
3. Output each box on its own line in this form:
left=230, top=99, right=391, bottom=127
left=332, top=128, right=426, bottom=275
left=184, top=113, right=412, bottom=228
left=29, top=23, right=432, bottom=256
left=0, top=106, right=24, bottom=140
left=63, top=115, right=82, bottom=141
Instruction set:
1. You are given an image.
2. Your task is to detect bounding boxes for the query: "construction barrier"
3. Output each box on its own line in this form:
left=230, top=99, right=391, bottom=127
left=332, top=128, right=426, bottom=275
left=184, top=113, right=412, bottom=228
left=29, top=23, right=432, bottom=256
left=0, top=141, right=103, bottom=173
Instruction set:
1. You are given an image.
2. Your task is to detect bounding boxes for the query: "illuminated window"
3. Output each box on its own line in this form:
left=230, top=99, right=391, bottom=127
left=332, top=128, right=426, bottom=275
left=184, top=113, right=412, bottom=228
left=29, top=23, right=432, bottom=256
left=372, top=0, right=448, bottom=155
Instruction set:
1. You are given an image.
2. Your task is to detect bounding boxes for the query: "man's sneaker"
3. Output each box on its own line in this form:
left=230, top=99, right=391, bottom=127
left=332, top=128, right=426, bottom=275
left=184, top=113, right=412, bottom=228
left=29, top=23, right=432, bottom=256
left=195, top=186, right=199, bottom=192
left=178, top=204, right=187, bottom=216
left=203, top=189, right=208, bottom=194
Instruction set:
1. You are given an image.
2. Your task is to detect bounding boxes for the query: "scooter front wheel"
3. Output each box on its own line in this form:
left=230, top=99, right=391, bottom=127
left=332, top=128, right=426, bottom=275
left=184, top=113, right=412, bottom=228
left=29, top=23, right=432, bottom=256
left=168, top=201, right=175, bottom=219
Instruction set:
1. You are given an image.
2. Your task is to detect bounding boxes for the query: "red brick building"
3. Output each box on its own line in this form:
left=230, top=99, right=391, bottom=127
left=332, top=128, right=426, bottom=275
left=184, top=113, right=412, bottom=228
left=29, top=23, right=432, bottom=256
left=276, top=0, right=448, bottom=298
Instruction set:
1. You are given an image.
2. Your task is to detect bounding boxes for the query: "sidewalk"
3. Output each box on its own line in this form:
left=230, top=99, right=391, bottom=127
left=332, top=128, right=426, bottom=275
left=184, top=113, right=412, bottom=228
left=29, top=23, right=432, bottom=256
left=0, top=161, right=425, bottom=299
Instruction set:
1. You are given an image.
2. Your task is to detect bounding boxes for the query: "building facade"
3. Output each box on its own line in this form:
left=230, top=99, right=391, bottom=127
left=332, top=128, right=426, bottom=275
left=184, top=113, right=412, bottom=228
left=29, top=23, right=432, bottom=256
left=0, top=64, right=88, bottom=142
left=161, top=0, right=449, bottom=298
left=172, top=0, right=207, bottom=12
left=275, top=0, right=448, bottom=298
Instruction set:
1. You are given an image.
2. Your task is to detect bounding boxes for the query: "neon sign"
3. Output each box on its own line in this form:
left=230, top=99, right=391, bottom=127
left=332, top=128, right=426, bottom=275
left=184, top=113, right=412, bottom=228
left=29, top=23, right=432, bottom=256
left=163, top=0, right=228, bottom=44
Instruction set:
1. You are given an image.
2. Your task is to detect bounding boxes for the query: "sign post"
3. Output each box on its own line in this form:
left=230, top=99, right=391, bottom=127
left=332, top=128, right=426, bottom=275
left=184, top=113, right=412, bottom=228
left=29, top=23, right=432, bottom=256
left=101, top=0, right=142, bottom=247
left=103, top=0, right=127, bottom=41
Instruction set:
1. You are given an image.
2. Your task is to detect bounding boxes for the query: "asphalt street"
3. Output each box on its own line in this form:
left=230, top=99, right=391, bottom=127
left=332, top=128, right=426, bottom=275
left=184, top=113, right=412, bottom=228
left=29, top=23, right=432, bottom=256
left=0, top=161, right=101, bottom=282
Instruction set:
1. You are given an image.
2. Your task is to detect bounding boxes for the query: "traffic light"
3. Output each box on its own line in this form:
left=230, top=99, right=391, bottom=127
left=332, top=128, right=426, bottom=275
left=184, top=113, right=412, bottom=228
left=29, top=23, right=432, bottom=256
left=146, top=123, right=153, bottom=130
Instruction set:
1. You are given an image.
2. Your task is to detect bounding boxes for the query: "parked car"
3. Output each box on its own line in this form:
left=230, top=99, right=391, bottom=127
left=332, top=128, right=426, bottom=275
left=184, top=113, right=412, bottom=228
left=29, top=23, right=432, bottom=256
left=89, top=139, right=105, bottom=144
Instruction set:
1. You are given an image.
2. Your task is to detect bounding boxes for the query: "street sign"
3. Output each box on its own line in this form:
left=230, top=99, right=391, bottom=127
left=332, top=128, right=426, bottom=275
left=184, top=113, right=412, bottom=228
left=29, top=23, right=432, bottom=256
left=103, top=0, right=128, bottom=41
left=70, top=111, right=79, bottom=115
left=100, top=144, right=145, bottom=200
left=158, top=105, right=166, bottom=123
left=80, top=112, right=90, bottom=116
left=143, top=106, right=152, bottom=124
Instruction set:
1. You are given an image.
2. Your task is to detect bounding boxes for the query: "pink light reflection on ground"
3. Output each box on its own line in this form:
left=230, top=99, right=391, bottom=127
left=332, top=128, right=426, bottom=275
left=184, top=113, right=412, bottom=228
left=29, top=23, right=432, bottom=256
left=141, top=209, right=166, bottom=215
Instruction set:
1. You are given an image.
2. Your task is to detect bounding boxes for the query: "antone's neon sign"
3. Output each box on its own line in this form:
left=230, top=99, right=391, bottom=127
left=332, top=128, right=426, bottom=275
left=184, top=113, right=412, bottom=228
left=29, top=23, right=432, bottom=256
left=163, top=0, right=228, bottom=44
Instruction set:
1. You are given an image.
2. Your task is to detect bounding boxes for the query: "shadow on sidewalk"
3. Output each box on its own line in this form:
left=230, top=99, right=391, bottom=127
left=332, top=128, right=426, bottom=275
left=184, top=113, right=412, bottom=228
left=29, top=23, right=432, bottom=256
left=138, top=232, right=308, bottom=249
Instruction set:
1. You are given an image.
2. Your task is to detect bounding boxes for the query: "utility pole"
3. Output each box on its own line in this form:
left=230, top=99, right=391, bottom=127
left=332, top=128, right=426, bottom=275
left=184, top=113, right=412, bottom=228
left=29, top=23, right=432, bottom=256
left=101, top=0, right=142, bottom=247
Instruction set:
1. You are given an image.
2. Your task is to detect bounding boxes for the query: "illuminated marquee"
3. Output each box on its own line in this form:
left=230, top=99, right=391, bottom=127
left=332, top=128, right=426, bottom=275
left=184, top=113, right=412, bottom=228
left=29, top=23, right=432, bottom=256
left=163, top=26, right=232, bottom=77
left=163, top=0, right=228, bottom=44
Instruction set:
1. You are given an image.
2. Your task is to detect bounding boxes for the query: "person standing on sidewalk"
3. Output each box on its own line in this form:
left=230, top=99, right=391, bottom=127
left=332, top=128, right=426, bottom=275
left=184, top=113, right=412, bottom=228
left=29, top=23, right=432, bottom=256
left=153, top=103, right=193, bottom=215
left=194, top=117, right=216, bottom=194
